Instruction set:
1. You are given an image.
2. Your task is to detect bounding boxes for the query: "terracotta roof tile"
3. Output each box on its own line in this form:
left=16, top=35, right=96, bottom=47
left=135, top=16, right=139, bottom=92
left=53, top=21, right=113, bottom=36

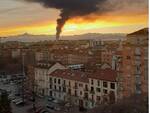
left=49, top=68, right=117, bottom=83
left=49, top=69, right=89, bottom=83
left=88, top=69, right=117, bottom=82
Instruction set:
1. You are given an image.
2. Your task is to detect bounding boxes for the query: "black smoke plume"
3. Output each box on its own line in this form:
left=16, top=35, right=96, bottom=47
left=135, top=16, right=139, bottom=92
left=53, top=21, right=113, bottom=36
left=24, top=0, right=106, bottom=40
left=24, top=0, right=148, bottom=40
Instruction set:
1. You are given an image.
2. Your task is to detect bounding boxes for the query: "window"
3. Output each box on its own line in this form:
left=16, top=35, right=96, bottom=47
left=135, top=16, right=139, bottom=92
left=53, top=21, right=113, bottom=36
left=69, top=81, right=71, bottom=87
left=103, top=89, right=107, bottom=94
left=49, top=85, right=52, bottom=89
left=85, top=102, right=88, bottom=107
left=80, top=91, right=82, bottom=95
left=59, top=94, right=61, bottom=98
left=91, top=79, right=93, bottom=85
left=92, top=95, right=94, bottom=101
left=97, top=80, right=100, bottom=86
left=103, top=82, right=107, bottom=88
left=63, top=80, right=66, bottom=85
left=68, top=89, right=71, bottom=95
left=136, top=84, right=141, bottom=94
left=49, top=77, right=52, bottom=83
left=59, top=86, right=61, bottom=91
left=58, top=79, right=61, bottom=84
left=96, top=88, right=101, bottom=92
left=75, top=82, right=78, bottom=88
left=84, top=93, right=88, bottom=99
left=75, top=90, right=77, bottom=96
left=91, top=87, right=94, bottom=92
left=96, top=96, right=101, bottom=101
left=63, top=87, right=66, bottom=92
left=79, top=83, right=83, bottom=87
left=54, top=85, right=56, bottom=90
left=85, top=84, right=88, bottom=91
left=49, top=91, right=52, bottom=96
left=110, top=83, right=115, bottom=89
left=54, top=78, right=56, bottom=83
left=126, top=56, right=131, bottom=59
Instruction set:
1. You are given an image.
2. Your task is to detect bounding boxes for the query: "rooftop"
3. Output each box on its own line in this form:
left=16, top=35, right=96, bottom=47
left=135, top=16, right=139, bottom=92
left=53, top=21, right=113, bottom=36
left=49, top=68, right=117, bottom=83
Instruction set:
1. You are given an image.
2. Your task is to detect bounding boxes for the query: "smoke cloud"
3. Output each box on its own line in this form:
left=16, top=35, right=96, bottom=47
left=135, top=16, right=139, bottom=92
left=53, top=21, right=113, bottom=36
left=24, top=0, right=148, bottom=40
left=24, top=0, right=107, bottom=40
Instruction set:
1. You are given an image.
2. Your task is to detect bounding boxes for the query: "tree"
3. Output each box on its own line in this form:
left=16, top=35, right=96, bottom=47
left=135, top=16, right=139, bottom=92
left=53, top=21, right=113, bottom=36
left=0, top=91, right=12, bottom=113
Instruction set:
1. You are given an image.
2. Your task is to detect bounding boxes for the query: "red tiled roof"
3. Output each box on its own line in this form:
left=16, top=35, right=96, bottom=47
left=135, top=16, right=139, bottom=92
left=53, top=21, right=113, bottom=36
left=88, top=69, right=117, bottom=82
left=49, top=69, right=89, bottom=83
left=49, top=69, right=117, bottom=83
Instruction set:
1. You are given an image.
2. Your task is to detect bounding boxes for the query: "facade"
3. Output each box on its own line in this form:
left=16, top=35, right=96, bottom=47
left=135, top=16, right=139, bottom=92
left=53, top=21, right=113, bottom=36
left=48, top=69, right=118, bottom=109
left=101, top=50, right=113, bottom=65
left=34, top=62, right=66, bottom=96
left=112, top=32, right=148, bottom=98
left=120, top=45, right=148, bottom=97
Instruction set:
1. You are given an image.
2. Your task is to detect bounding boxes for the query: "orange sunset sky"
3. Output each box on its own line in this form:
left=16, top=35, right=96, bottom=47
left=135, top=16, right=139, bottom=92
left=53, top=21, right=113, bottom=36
left=0, top=0, right=148, bottom=37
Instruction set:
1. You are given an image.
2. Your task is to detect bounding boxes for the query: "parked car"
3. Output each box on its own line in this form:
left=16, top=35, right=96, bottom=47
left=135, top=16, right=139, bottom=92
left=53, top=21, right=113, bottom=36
left=15, top=93, right=21, bottom=96
left=15, top=99, right=26, bottom=106
left=12, top=98, right=22, bottom=103
left=47, top=97, right=54, bottom=102
left=54, top=106, right=61, bottom=111
left=8, top=95, right=16, bottom=100
left=15, top=100, right=24, bottom=105
left=46, top=103, right=54, bottom=110
left=52, top=99, right=59, bottom=104
left=10, top=81, right=15, bottom=85
left=28, top=96, right=35, bottom=101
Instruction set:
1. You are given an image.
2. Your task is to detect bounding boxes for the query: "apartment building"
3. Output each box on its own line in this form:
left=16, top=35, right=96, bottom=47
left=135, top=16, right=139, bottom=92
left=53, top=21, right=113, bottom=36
left=112, top=29, right=148, bottom=98
left=48, top=69, right=118, bottom=109
left=34, top=62, right=66, bottom=96
left=101, top=49, right=113, bottom=65
left=121, top=45, right=148, bottom=96
left=35, top=51, right=49, bottom=62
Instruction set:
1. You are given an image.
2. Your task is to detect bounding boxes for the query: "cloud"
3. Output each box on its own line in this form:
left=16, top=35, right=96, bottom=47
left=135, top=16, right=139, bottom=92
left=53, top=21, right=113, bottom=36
left=23, top=0, right=148, bottom=39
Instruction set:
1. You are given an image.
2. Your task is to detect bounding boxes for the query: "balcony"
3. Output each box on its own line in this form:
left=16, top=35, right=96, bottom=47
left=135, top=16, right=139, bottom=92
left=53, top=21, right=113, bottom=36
left=135, top=48, right=141, bottom=56
left=134, top=53, right=141, bottom=57
left=135, top=77, right=142, bottom=85
left=134, top=60, right=141, bottom=66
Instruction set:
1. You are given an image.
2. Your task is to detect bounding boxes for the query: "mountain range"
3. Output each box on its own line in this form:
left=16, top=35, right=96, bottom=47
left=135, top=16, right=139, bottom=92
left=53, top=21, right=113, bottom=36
left=1, top=33, right=126, bottom=42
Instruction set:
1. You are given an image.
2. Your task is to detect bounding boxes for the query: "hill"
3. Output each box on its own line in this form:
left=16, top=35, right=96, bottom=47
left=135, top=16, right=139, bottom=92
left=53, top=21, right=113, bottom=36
left=1, top=33, right=126, bottom=42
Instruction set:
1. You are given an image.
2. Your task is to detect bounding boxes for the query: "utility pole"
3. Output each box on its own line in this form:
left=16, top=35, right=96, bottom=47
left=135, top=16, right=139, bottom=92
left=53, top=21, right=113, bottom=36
left=22, top=52, right=26, bottom=104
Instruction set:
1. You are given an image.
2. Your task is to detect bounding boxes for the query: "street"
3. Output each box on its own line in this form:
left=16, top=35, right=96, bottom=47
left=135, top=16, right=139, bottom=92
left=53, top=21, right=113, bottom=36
left=0, top=82, right=47, bottom=113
